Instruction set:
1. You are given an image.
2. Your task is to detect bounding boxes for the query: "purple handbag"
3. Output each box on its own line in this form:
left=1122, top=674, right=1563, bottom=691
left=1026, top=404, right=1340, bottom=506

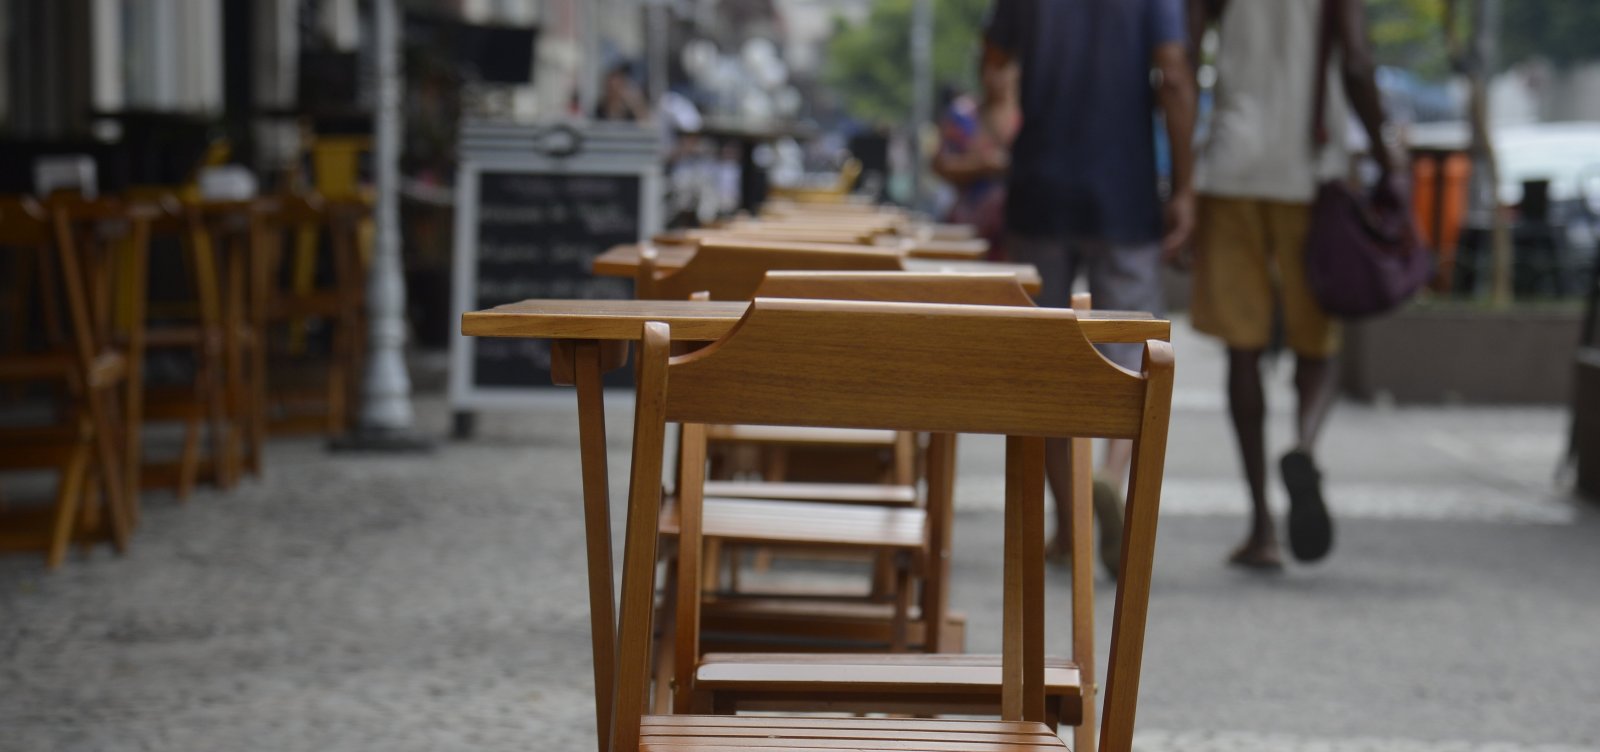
left=1305, top=180, right=1431, bottom=317
left=1303, top=0, right=1431, bottom=318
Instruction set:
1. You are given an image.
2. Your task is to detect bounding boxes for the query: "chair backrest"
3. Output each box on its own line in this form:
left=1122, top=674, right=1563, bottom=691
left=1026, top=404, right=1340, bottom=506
left=611, top=298, right=1174, bottom=752
left=636, top=238, right=904, bottom=302
left=754, top=270, right=1036, bottom=307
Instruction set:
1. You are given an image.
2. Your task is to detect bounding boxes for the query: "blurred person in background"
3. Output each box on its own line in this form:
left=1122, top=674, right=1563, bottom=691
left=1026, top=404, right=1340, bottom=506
left=984, top=0, right=1196, bottom=578
left=595, top=62, right=651, bottom=122
left=1187, top=0, right=1396, bottom=570
left=931, top=59, right=1020, bottom=259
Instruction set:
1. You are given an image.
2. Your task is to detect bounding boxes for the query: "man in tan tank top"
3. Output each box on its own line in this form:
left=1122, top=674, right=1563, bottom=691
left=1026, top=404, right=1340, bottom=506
left=1188, top=0, right=1396, bottom=569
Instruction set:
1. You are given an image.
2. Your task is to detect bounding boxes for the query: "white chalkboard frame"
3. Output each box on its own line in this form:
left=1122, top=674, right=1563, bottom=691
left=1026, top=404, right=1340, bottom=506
left=449, top=153, right=662, bottom=411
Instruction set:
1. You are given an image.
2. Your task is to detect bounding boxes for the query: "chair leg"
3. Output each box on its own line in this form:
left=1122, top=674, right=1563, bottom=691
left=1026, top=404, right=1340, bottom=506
left=202, top=357, right=234, bottom=490
left=176, top=408, right=202, bottom=502
left=653, top=554, right=680, bottom=715
left=86, top=390, right=130, bottom=553
left=326, top=353, right=347, bottom=435
left=703, top=539, right=724, bottom=594
left=871, top=551, right=894, bottom=601
left=247, top=342, right=267, bottom=475
left=46, top=446, right=91, bottom=569
left=889, top=552, right=912, bottom=652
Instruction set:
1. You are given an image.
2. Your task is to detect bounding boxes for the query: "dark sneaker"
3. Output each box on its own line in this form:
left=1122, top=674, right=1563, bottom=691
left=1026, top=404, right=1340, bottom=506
left=1280, top=450, right=1333, bottom=562
left=1093, top=477, right=1124, bottom=580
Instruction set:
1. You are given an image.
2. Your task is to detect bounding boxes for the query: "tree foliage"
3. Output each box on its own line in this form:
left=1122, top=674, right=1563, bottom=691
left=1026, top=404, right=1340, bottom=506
left=822, top=0, right=992, bottom=126
left=1368, top=0, right=1455, bottom=78
left=1368, top=0, right=1600, bottom=76
left=1499, top=0, right=1600, bottom=68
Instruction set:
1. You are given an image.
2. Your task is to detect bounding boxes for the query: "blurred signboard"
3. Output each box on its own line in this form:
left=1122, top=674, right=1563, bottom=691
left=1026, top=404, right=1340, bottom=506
left=448, top=121, right=661, bottom=415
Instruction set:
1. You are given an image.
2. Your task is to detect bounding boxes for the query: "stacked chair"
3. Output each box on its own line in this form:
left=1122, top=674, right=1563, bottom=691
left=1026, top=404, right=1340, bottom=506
left=628, top=218, right=1154, bottom=749
left=604, top=292, right=1174, bottom=751
left=0, top=196, right=156, bottom=567
left=0, top=186, right=371, bottom=569
left=259, top=194, right=369, bottom=435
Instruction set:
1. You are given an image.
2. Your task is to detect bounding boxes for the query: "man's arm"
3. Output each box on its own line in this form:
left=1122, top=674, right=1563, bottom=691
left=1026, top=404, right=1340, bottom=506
left=1335, top=0, right=1393, bottom=178
left=1154, top=40, right=1198, bottom=256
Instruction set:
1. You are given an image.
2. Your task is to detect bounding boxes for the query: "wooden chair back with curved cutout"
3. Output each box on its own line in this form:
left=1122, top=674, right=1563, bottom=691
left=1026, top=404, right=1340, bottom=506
left=754, top=270, right=1035, bottom=307
left=636, top=238, right=904, bottom=302
left=612, top=298, right=1175, bottom=752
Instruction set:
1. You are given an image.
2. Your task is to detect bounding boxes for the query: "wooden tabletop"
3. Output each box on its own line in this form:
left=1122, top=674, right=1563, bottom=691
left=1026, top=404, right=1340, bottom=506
left=462, top=298, right=1169, bottom=344
left=592, top=244, right=1040, bottom=293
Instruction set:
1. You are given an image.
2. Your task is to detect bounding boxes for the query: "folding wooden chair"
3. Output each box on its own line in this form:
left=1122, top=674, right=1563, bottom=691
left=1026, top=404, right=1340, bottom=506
left=610, top=298, right=1174, bottom=752
left=140, top=200, right=232, bottom=499
left=681, top=274, right=1103, bottom=745
left=0, top=197, right=153, bottom=566
left=637, top=238, right=914, bottom=490
left=208, top=200, right=271, bottom=480
left=638, top=247, right=949, bottom=655
left=261, top=193, right=367, bottom=435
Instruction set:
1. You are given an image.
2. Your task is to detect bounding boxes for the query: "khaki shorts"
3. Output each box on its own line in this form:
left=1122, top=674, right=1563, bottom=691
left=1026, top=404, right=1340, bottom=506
left=1190, top=196, right=1340, bottom=358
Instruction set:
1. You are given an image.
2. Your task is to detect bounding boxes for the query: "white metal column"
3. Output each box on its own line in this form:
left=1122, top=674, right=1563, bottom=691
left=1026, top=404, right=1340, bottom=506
left=340, top=0, right=429, bottom=451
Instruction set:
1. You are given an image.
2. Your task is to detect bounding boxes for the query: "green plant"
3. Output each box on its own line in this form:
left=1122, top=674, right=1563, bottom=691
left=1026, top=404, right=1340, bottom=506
left=823, top=0, right=992, bottom=125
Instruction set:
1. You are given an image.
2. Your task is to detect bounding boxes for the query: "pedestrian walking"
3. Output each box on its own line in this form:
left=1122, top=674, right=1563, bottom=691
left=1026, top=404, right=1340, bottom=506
left=983, top=0, right=1197, bottom=577
left=1187, top=0, right=1397, bottom=569
left=932, top=60, right=1020, bottom=259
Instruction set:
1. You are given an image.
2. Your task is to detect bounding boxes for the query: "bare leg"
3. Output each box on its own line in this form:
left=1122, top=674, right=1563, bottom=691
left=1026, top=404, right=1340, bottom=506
left=1293, top=356, right=1339, bottom=452
left=1227, top=348, right=1280, bottom=567
left=1101, top=439, right=1133, bottom=492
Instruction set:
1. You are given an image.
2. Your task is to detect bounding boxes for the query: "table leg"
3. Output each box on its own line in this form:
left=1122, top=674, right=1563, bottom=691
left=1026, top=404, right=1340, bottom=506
left=572, top=339, right=617, bottom=752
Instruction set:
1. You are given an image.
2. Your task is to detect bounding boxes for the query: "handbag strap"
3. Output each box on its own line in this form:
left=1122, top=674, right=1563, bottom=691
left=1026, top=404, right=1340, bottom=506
left=1311, top=0, right=1338, bottom=149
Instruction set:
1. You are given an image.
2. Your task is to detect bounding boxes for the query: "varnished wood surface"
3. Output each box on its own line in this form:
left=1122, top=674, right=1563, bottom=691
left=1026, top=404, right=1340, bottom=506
left=705, top=424, right=900, bottom=446
left=637, top=716, right=1069, bottom=752
left=662, top=498, right=927, bottom=549
left=593, top=242, right=1040, bottom=291
left=663, top=300, right=1148, bottom=439
left=696, top=653, right=1081, bottom=697
left=754, top=271, right=1033, bottom=307
left=702, top=480, right=918, bottom=506
left=462, top=298, right=1169, bottom=344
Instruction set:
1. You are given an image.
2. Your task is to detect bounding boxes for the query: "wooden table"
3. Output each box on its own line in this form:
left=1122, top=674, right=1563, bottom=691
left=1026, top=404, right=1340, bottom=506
left=594, top=244, right=1040, bottom=293
left=460, top=298, right=1168, bottom=752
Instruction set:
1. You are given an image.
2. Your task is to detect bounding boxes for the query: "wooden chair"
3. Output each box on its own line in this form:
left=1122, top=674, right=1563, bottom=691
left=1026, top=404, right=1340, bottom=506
left=638, top=249, right=957, bottom=655
left=636, top=238, right=904, bottom=302
left=0, top=197, right=154, bottom=566
left=140, top=199, right=269, bottom=495
left=140, top=199, right=232, bottom=499
left=260, top=193, right=367, bottom=435
left=195, top=200, right=270, bottom=481
left=683, top=274, right=1103, bottom=745
left=610, top=298, right=1174, bottom=752
left=637, top=237, right=913, bottom=486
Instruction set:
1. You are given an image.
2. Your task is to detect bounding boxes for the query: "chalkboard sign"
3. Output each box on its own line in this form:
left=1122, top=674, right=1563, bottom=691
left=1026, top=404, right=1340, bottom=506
left=450, top=122, right=661, bottom=413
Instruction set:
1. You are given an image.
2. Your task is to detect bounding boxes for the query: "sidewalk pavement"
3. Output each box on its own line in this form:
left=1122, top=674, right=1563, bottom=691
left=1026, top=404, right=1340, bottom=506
left=2, top=318, right=1597, bottom=751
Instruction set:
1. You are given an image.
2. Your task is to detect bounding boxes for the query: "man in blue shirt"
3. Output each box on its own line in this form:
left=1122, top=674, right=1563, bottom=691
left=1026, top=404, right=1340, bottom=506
left=984, top=0, right=1196, bottom=577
